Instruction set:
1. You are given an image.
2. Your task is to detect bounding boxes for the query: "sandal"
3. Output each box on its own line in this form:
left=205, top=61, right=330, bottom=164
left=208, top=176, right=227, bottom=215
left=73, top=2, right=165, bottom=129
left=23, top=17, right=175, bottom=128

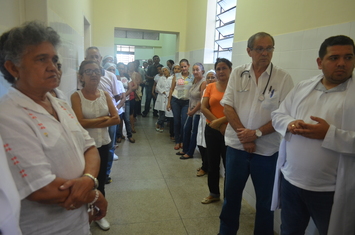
left=179, top=154, right=193, bottom=160
left=128, top=137, right=135, bottom=143
left=196, top=169, right=207, bottom=177
left=176, top=152, right=185, bottom=155
left=174, top=144, right=180, bottom=150
left=201, top=196, right=220, bottom=204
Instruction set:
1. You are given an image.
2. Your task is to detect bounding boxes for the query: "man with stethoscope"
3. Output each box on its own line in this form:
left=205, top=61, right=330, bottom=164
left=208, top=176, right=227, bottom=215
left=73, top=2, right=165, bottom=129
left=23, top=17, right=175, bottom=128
left=218, top=32, right=294, bottom=235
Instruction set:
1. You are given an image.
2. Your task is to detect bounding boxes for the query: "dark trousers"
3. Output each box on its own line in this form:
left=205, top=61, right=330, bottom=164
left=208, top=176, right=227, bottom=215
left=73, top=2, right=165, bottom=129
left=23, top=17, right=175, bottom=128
left=198, top=145, right=208, bottom=172
left=168, top=117, right=174, bottom=137
left=280, top=176, right=334, bottom=235
left=97, top=144, right=109, bottom=197
left=157, top=110, right=166, bottom=128
left=205, top=124, right=226, bottom=197
left=143, top=83, right=153, bottom=115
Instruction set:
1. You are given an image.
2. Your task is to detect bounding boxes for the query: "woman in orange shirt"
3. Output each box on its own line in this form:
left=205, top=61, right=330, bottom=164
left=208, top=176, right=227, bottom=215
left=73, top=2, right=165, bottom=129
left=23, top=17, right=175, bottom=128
left=200, top=58, right=232, bottom=204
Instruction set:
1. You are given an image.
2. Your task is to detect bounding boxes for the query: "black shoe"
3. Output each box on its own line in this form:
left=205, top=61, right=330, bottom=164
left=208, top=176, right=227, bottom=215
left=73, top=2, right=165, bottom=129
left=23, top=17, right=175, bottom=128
left=142, top=113, right=147, bottom=117
left=105, top=176, right=112, bottom=184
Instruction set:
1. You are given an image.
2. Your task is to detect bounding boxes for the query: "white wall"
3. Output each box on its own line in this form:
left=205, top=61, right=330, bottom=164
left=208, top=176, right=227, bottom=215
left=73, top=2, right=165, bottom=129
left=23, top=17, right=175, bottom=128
left=232, top=20, right=355, bottom=235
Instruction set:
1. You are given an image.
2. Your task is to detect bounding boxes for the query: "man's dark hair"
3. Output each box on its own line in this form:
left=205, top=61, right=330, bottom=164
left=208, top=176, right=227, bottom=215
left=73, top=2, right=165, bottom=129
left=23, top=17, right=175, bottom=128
left=153, top=55, right=159, bottom=59
left=319, top=35, right=355, bottom=59
left=156, top=64, right=163, bottom=68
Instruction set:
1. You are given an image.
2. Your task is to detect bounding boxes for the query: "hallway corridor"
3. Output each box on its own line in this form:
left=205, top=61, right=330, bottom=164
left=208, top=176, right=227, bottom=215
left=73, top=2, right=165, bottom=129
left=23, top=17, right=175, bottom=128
left=90, top=115, right=256, bottom=235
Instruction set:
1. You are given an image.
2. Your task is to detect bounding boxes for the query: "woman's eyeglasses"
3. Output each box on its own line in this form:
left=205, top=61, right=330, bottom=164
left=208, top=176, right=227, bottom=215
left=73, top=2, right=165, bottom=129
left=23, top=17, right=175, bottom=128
left=84, top=69, right=101, bottom=75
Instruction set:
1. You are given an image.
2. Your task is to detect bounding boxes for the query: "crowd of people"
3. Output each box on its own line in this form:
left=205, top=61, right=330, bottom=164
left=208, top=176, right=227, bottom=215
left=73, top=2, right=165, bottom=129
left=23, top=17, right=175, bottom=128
left=1, top=21, right=355, bottom=235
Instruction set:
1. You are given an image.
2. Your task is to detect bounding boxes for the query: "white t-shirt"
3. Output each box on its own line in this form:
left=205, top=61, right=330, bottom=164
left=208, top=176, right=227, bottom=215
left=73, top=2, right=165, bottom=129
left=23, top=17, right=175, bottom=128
left=0, top=87, right=95, bottom=235
left=99, top=70, right=125, bottom=114
left=221, top=63, right=294, bottom=156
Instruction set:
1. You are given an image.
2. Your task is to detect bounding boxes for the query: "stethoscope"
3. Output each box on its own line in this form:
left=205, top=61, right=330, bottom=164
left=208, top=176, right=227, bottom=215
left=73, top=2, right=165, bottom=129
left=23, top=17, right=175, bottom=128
left=238, top=63, right=273, bottom=101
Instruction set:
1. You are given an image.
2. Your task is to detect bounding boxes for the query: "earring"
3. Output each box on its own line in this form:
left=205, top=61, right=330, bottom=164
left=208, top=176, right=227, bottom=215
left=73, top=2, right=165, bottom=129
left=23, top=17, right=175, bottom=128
left=14, top=77, right=18, bottom=81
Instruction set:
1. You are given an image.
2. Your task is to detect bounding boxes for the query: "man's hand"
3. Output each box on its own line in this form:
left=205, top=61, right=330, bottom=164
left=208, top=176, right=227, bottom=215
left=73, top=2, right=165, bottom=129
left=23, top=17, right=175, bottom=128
left=243, top=142, right=256, bottom=153
left=293, top=116, right=330, bottom=139
left=287, top=119, right=306, bottom=134
left=237, top=128, right=257, bottom=143
left=59, top=176, right=94, bottom=210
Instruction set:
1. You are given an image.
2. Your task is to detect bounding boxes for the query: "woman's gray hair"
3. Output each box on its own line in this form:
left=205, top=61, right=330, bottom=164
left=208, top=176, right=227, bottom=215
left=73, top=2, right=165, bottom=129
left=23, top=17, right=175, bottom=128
left=0, top=21, right=61, bottom=84
left=193, top=62, right=205, bottom=74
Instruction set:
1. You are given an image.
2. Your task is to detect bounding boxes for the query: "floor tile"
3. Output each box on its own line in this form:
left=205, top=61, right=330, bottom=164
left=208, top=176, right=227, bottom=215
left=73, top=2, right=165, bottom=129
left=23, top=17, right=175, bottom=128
left=92, top=113, right=262, bottom=235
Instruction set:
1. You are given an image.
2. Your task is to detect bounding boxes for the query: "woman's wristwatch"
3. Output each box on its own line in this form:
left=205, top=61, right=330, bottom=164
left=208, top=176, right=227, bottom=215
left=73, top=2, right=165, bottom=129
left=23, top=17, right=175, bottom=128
left=83, top=173, right=99, bottom=189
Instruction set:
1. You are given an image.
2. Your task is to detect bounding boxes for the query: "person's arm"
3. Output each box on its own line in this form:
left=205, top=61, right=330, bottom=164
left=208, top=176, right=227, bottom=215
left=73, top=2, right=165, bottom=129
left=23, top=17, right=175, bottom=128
left=201, top=96, right=217, bottom=122
left=92, top=91, right=121, bottom=128
left=58, top=145, right=100, bottom=209
left=130, top=79, right=138, bottom=92
left=124, top=80, right=134, bottom=97
left=187, top=81, right=206, bottom=116
left=152, top=81, right=157, bottom=98
left=71, top=92, right=108, bottom=128
left=167, top=76, right=176, bottom=111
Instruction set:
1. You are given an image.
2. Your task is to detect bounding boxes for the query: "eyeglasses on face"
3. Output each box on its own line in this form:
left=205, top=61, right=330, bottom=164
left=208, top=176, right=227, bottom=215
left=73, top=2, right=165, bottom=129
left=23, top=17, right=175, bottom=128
left=251, top=47, right=275, bottom=54
left=107, top=68, right=116, bottom=72
left=84, top=69, right=101, bottom=75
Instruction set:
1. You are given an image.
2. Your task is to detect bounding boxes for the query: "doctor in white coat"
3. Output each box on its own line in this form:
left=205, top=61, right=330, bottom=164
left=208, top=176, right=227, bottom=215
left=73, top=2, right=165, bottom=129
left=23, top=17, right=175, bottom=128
left=271, top=35, right=355, bottom=235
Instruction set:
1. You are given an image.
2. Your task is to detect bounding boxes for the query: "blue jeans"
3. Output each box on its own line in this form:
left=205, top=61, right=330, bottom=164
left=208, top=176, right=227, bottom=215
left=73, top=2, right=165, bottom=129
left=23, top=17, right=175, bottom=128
left=106, top=124, right=117, bottom=176
left=117, top=110, right=133, bottom=139
left=182, top=114, right=200, bottom=156
left=280, top=176, right=334, bottom=235
left=171, top=97, right=189, bottom=144
left=219, top=147, right=278, bottom=235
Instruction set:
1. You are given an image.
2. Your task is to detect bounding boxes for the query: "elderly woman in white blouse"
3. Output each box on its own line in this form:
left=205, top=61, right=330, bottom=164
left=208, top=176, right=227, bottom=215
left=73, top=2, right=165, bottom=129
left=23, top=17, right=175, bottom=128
left=0, top=21, right=107, bottom=235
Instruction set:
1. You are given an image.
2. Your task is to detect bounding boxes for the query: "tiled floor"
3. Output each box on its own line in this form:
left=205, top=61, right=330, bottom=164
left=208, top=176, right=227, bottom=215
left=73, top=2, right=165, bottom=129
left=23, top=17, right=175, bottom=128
left=90, top=114, right=256, bottom=235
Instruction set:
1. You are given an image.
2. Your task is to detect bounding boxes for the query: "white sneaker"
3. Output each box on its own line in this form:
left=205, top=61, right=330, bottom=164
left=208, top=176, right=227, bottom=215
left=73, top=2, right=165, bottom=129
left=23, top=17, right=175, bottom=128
left=113, top=153, right=119, bottom=161
left=95, top=217, right=110, bottom=231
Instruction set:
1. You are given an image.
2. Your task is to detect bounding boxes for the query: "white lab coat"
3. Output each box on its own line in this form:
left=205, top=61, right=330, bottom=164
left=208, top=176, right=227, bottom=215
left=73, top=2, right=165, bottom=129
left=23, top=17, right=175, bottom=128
left=271, top=74, right=355, bottom=235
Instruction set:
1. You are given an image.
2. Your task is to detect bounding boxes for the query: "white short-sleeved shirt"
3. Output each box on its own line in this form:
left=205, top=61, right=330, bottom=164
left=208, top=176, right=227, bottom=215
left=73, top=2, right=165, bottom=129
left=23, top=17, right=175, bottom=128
left=221, top=63, right=294, bottom=156
left=0, top=87, right=95, bottom=235
left=99, top=69, right=125, bottom=114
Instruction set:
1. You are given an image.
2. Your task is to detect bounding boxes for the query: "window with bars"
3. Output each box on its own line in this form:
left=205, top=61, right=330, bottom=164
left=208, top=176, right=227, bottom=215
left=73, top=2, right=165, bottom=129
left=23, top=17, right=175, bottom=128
left=214, top=0, right=236, bottom=61
left=116, top=45, right=135, bottom=64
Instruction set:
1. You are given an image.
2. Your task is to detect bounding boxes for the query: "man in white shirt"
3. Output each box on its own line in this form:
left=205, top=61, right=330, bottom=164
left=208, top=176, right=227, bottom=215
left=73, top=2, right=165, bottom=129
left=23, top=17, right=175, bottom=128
left=271, top=35, right=355, bottom=235
left=219, top=32, right=294, bottom=235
